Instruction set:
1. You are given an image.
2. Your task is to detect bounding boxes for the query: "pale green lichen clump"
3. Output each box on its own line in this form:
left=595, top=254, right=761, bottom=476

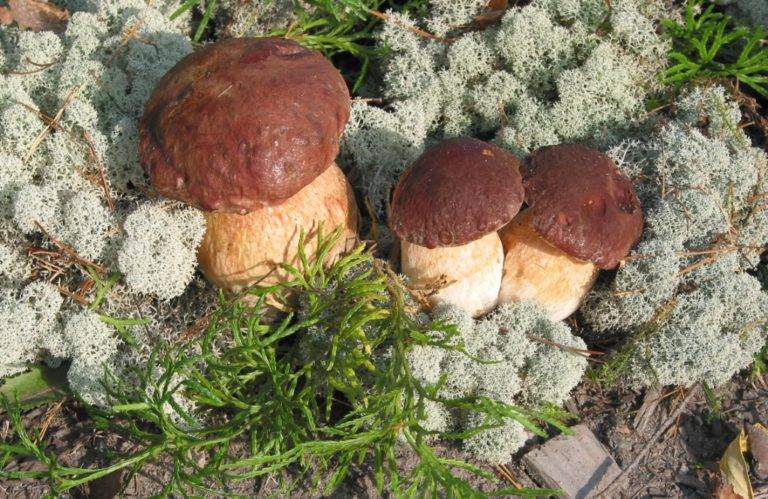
left=343, top=0, right=671, bottom=213
left=582, top=86, right=768, bottom=387
left=408, top=302, right=587, bottom=463
left=0, top=1, right=204, bottom=404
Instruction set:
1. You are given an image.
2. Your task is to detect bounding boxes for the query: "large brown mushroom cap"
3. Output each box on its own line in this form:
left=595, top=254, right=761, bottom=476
left=390, top=137, right=524, bottom=248
left=138, top=37, right=350, bottom=213
left=523, top=144, right=643, bottom=269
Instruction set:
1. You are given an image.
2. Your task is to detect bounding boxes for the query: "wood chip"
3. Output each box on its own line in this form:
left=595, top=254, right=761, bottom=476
left=523, top=424, right=622, bottom=498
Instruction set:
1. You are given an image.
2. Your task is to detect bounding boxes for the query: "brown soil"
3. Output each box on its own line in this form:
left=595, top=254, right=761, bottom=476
left=3, top=368, right=767, bottom=498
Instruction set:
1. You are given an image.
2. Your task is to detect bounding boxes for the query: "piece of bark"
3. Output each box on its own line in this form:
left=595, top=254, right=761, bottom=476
left=523, top=424, right=622, bottom=499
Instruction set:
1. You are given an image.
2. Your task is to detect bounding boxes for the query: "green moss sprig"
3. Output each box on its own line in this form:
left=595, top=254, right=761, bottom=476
left=661, top=0, right=768, bottom=97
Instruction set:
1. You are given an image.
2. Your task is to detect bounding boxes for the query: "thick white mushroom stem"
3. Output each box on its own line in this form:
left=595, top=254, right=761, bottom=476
left=498, top=210, right=597, bottom=321
left=198, top=163, right=358, bottom=291
left=400, top=231, right=503, bottom=317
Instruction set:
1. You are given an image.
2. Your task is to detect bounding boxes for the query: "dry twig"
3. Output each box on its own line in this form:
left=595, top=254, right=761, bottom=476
left=34, top=221, right=106, bottom=274
left=525, top=334, right=605, bottom=363
left=368, top=10, right=446, bottom=43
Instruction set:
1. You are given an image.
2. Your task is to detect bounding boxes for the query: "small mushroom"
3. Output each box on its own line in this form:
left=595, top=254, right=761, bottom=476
left=390, top=137, right=524, bottom=317
left=139, top=37, right=358, bottom=291
left=498, top=144, right=643, bottom=320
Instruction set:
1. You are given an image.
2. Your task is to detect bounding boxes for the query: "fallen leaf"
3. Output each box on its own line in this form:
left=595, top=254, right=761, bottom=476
left=0, top=363, right=69, bottom=412
left=748, top=424, right=768, bottom=479
left=0, top=0, right=69, bottom=33
left=487, top=0, right=508, bottom=10
left=720, top=429, right=754, bottom=499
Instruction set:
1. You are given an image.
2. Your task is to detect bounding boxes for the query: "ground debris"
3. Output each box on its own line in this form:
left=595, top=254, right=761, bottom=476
left=522, top=424, right=621, bottom=498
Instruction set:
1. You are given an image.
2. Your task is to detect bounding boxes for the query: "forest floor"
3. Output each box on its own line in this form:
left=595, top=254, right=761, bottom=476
left=2, top=369, right=767, bottom=497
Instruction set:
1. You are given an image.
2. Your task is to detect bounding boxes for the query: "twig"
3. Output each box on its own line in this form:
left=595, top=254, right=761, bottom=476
left=37, top=400, right=66, bottom=443
left=27, top=247, right=68, bottom=276
left=526, top=334, right=605, bottom=362
left=623, top=243, right=766, bottom=262
left=11, top=99, right=116, bottom=210
left=610, top=287, right=647, bottom=297
left=23, top=85, right=80, bottom=164
left=368, top=10, right=446, bottom=43
left=596, top=383, right=701, bottom=497
left=58, top=285, right=92, bottom=307
left=494, top=463, right=523, bottom=488
left=34, top=221, right=106, bottom=274
left=352, top=97, right=384, bottom=104
left=83, top=130, right=115, bottom=211
left=5, top=57, right=60, bottom=76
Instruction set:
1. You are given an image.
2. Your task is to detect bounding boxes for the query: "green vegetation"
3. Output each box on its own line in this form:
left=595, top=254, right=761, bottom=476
left=172, top=0, right=220, bottom=42
left=701, top=382, right=724, bottom=423
left=172, top=0, right=430, bottom=91
left=0, top=230, right=565, bottom=496
left=268, top=0, right=414, bottom=92
left=661, top=0, right=768, bottom=97
left=753, top=344, right=768, bottom=377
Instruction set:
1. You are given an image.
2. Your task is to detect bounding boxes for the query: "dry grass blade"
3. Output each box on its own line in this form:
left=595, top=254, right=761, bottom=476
left=526, top=334, right=605, bottom=363
left=82, top=131, right=115, bottom=211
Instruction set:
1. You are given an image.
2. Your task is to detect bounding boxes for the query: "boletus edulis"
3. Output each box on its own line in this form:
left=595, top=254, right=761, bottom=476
left=390, top=137, right=524, bottom=317
left=498, top=144, right=643, bottom=321
left=139, top=37, right=358, bottom=291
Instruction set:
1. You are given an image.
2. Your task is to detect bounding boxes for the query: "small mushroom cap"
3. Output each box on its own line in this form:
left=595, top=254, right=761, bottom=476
left=523, top=144, right=643, bottom=269
left=139, top=37, right=350, bottom=212
left=390, top=137, right=524, bottom=248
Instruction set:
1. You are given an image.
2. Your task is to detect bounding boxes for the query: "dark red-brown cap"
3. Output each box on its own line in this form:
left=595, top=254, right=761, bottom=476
left=390, top=137, right=524, bottom=248
left=523, top=144, right=643, bottom=269
left=138, top=37, right=350, bottom=212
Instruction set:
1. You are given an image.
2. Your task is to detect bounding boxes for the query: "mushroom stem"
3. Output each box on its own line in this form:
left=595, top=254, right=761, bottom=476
left=401, top=231, right=503, bottom=317
left=498, top=210, right=597, bottom=321
left=198, top=163, right=358, bottom=291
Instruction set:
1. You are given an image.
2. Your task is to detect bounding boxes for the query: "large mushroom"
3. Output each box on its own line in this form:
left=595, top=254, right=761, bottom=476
left=498, top=144, right=643, bottom=321
left=138, top=38, right=358, bottom=291
left=390, top=137, right=524, bottom=317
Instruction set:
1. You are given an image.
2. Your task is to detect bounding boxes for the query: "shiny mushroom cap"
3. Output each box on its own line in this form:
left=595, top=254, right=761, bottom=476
left=523, top=144, right=643, bottom=269
left=390, top=137, right=524, bottom=248
left=139, top=37, right=350, bottom=213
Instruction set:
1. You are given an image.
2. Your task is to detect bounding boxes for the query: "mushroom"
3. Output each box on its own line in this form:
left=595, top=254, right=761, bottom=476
left=390, top=137, right=524, bottom=317
left=139, top=37, right=358, bottom=291
left=498, top=144, right=643, bottom=321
